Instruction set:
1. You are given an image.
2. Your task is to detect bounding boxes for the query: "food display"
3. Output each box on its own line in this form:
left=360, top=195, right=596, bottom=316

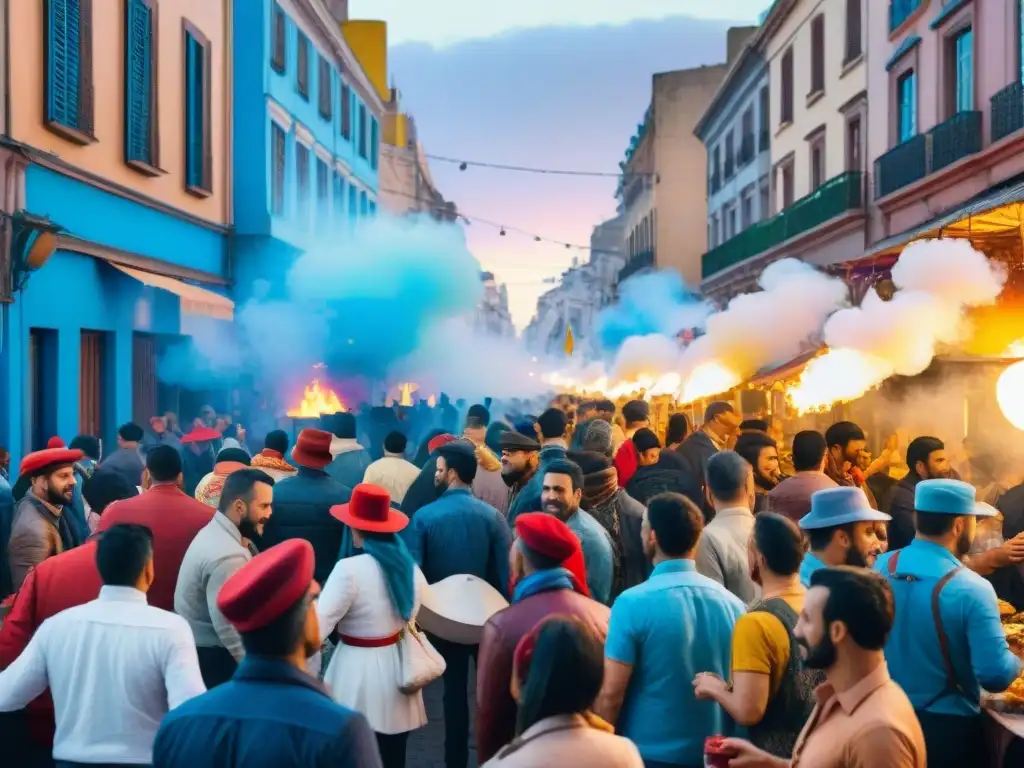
left=985, top=601, right=1024, bottom=714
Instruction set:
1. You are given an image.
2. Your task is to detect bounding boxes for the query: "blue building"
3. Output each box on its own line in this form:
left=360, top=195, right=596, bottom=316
left=0, top=0, right=234, bottom=467
left=231, top=0, right=385, bottom=301
left=694, top=41, right=772, bottom=291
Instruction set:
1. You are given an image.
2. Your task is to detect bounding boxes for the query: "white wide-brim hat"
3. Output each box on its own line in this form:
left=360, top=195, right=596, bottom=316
left=417, top=574, right=510, bottom=645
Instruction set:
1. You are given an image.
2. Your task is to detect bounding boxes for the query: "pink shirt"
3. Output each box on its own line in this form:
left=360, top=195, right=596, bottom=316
left=768, top=472, right=837, bottom=523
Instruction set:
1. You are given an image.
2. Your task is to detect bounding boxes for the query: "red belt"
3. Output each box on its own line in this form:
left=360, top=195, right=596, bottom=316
left=339, top=631, right=402, bottom=648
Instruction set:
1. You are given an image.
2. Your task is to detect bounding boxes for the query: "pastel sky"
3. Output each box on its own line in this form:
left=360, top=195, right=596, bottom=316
left=348, top=1, right=771, bottom=328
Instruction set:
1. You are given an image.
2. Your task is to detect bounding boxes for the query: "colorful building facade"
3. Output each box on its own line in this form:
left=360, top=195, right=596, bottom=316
left=231, top=0, right=384, bottom=301
left=0, top=0, right=233, bottom=464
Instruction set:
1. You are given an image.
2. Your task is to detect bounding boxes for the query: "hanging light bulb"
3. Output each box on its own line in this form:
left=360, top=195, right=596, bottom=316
left=565, top=243, right=571, bottom=249
left=459, top=162, right=468, bottom=171
left=500, top=227, right=506, bottom=236
left=535, top=236, right=541, bottom=242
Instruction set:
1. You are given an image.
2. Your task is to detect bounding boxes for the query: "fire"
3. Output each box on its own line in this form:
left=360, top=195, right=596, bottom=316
left=998, top=340, right=1024, bottom=431
left=680, top=362, right=741, bottom=404
left=787, top=349, right=893, bottom=414
left=287, top=379, right=346, bottom=418
left=427, top=395, right=436, bottom=407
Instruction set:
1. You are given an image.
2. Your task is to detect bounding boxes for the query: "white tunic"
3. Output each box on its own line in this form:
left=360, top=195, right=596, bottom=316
left=317, top=553, right=429, bottom=734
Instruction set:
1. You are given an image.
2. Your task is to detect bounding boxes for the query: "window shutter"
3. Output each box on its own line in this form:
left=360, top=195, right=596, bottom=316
left=78, top=0, right=93, bottom=133
left=125, top=0, right=153, bottom=164
left=186, top=35, right=203, bottom=187
left=47, top=0, right=71, bottom=126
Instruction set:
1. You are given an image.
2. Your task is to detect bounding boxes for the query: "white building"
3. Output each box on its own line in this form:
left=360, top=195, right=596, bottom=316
left=474, top=271, right=515, bottom=339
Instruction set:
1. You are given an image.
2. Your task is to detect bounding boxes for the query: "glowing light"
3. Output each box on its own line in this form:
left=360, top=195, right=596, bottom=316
left=427, top=395, right=436, bottom=408
left=681, top=362, right=741, bottom=403
left=287, top=379, right=346, bottom=418
left=787, top=349, right=893, bottom=414
left=998, top=360, right=1024, bottom=431
left=399, top=383, right=414, bottom=407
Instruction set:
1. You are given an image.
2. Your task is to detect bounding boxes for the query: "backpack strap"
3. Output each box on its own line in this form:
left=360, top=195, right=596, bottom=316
left=886, top=550, right=901, bottom=575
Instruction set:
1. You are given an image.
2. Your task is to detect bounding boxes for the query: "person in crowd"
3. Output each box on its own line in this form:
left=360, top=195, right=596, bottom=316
left=665, top=412, right=690, bottom=451
left=412, top=429, right=448, bottom=468
left=141, top=415, right=181, bottom=458
left=676, top=401, right=740, bottom=483
left=694, top=513, right=819, bottom=757
left=722, top=567, right=926, bottom=768
left=0, top=461, right=12, bottom=599
left=883, top=436, right=950, bottom=551
left=768, top=431, right=837, bottom=522
left=734, top=431, right=781, bottom=514
left=740, top=419, right=769, bottom=434
left=154, top=539, right=383, bottom=768
left=327, top=413, right=373, bottom=490
left=508, top=408, right=570, bottom=523
left=499, top=428, right=540, bottom=512
left=483, top=616, right=642, bottom=768
left=66, top=435, right=101, bottom=542
left=97, top=445, right=214, bottom=611
left=100, top=422, right=146, bottom=489
left=625, top=435, right=704, bottom=511
left=250, top=429, right=298, bottom=482
left=400, top=433, right=457, bottom=522
left=798, top=487, right=891, bottom=587
left=462, top=405, right=510, bottom=516
left=876, top=478, right=1022, bottom=767
left=696, top=451, right=760, bottom=605
left=219, top=423, right=249, bottom=455
left=81, top=469, right=139, bottom=529
left=541, top=460, right=615, bottom=604
left=595, top=492, right=745, bottom=767
left=485, top=422, right=511, bottom=458
left=7, top=446, right=84, bottom=592
left=0, top=446, right=9, bottom=482
left=576, top=400, right=597, bottom=425
left=823, top=421, right=878, bottom=509
left=477, top=512, right=610, bottom=762
left=632, top=428, right=661, bottom=469
left=407, top=440, right=511, bottom=768
left=179, top=424, right=220, bottom=497
left=194, top=447, right=251, bottom=507
left=363, top=431, right=419, bottom=506
left=0, top=524, right=206, bottom=767
left=175, top=468, right=275, bottom=688
left=318, top=485, right=427, bottom=768
left=612, top=400, right=651, bottom=489
left=0, top=475, right=139, bottom=763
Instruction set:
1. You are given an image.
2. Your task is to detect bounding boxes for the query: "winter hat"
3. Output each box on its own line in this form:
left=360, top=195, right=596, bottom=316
left=581, top=419, right=614, bottom=456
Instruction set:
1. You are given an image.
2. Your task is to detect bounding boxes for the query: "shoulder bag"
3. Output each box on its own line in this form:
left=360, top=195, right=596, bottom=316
left=398, top=621, right=446, bottom=694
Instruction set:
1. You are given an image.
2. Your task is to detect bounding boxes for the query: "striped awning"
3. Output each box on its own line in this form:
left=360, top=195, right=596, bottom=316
left=109, top=262, right=234, bottom=320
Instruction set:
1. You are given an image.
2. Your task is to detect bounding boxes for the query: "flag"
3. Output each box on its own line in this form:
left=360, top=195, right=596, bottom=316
left=564, top=324, right=575, bottom=356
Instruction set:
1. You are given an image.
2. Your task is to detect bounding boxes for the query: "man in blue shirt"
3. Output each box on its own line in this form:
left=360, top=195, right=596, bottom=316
left=540, top=458, right=615, bottom=604
left=876, top=478, right=1022, bottom=768
left=595, top=492, right=745, bottom=768
left=798, top=486, right=890, bottom=587
left=507, top=408, right=569, bottom=524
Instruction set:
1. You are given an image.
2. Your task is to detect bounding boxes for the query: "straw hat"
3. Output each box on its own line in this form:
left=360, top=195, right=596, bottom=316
left=417, top=574, right=509, bottom=645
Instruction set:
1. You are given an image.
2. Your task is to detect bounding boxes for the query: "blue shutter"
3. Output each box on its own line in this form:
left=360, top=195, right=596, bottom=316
left=334, top=173, right=345, bottom=222
left=348, top=184, right=357, bottom=221
left=125, top=0, right=152, bottom=164
left=360, top=190, right=368, bottom=217
left=185, top=34, right=204, bottom=187
left=48, top=0, right=82, bottom=128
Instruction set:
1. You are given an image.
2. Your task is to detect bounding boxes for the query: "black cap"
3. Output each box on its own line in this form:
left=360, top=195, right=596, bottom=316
left=499, top=430, right=540, bottom=452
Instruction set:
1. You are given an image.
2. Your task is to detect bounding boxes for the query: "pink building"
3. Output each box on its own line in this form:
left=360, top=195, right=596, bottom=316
left=866, top=1, right=1024, bottom=248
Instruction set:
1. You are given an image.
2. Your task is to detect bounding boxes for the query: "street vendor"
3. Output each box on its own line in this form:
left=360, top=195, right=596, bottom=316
left=876, top=479, right=1023, bottom=768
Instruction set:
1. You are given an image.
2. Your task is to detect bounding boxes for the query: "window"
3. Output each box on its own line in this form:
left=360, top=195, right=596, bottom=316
left=780, top=47, right=794, bottom=125
left=709, top=214, right=719, bottom=248
left=340, top=83, right=352, bottom=140
left=759, top=85, right=770, bottom=149
left=271, top=123, right=286, bottom=214
left=317, top=56, right=332, bottom=120
left=740, top=188, right=753, bottom=229
left=846, top=115, right=862, bottom=171
left=124, top=0, right=157, bottom=169
left=845, top=0, right=862, bottom=64
left=726, top=205, right=737, bottom=239
left=270, top=2, right=285, bottom=72
left=897, top=70, right=917, bottom=142
left=810, top=139, right=825, bottom=190
left=334, top=172, right=346, bottom=222
left=369, top=200, right=376, bottom=217
left=952, top=27, right=974, bottom=114
left=360, top=190, right=368, bottom=217
left=724, top=131, right=735, bottom=178
left=777, top=158, right=795, bottom=209
left=46, top=0, right=95, bottom=140
left=810, top=15, right=825, bottom=96
left=348, top=184, right=357, bottom=221
left=741, top=107, right=754, bottom=163
left=184, top=24, right=212, bottom=194
left=370, top=118, right=379, bottom=170
left=316, top=158, right=329, bottom=228
left=296, top=143, right=310, bottom=218
left=358, top=103, right=368, bottom=158
left=296, top=33, right=309, bottom=99
left=80, top=331, right=106, bottom=438
left=759, top=177, right=770, bottom=220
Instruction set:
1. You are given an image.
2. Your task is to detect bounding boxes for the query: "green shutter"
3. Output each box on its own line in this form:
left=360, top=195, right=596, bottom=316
left=186, top=34, right=204, bottom=187
left=125, top=0, right=152, bottom=164
left=48, top=0, right=82, bottom=128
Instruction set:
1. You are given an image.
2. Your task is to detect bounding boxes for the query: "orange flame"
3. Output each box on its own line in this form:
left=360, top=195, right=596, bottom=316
left=287, top=379, right=346, bottom=418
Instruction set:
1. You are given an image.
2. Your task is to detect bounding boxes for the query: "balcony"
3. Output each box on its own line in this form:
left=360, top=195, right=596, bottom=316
left=874, top=111, right=982, bottom=198
left=991, top=82, right=1024, bottom=144
left=739, top=135, right=755, bottom=166
left=889, top=0, right=922, bottom=33
left=701, top=171, right=863, bottom=279
left=619, top=249, right=654, bottom=282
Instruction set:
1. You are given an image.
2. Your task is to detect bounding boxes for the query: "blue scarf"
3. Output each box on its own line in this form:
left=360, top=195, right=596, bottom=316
left=513, top=567, right=575, bottom=603
left=358, top=535, right=417, bottom=621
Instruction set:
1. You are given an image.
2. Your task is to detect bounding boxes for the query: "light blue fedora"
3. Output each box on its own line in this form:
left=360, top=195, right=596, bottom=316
left=799, top=486, right=892, bottom=530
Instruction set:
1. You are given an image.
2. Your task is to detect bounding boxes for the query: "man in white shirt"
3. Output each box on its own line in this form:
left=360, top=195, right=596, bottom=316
left=0, top=523, right=205, bottom=767
left=363, top=431, right=420, bottom=504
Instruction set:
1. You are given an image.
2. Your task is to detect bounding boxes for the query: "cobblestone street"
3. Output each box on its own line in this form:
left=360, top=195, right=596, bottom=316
left=407, top=668, right=478, bottom=768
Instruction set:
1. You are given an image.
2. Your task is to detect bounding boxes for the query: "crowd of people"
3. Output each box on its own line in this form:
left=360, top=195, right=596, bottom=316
left=0, top=394, right=1022, bottom=767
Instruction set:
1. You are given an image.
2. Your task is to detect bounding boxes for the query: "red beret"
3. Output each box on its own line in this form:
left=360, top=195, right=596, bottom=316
left=217, top=539, right=315, bottom=633
left=46, top=437, right=66, bottom=449
left=20, top=448, right=84, bottom=478
left=428, top=433, right=457, bottom=454
left=515, top=512, right=578, bottom=562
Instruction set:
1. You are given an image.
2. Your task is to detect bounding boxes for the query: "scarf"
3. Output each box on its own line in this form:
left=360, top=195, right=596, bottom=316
left=252, top=450, right=295, bottom=473
left=360, top=536, right=416, bottom=621
left=582, top=466, right=618, bottom=511
left=513, top=568, right=577, bottom=603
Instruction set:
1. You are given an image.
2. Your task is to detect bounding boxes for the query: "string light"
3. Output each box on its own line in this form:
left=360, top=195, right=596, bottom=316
left=384, top=150, right=655, bottom=180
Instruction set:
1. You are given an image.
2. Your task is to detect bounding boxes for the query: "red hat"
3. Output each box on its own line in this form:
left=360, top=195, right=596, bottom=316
left=515, top=512, right=590, bottom=598
left=291, top=428, right=334, bottom=469
left=332, top=483, right=409, bottom=534
left=20, top=448, right=84, bottom=478
left=217, top=540, right=316, bottom=633
left=180, top=426, right=222, bottom=444
left=46, top=437, right=66, bottom=449
left=428, top=433, right=457, bottom=454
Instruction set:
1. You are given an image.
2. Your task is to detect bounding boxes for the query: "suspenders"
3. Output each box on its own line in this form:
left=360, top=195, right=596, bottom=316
left=887, top=550, right=967, bottom=710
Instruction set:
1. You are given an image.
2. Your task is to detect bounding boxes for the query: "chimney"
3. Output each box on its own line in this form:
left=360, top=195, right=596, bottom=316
left=323, top=0, right=349, bottom=23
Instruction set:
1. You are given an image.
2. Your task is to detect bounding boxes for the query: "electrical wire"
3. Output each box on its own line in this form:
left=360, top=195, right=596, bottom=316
left=419, top=152, right=653, bottom=179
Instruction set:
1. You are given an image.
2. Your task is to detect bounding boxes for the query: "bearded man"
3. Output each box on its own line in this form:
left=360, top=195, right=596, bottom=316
left=498, top=429, right=540, bottom=511
left=883, top=436, right=951, bottom=550
left=798, top=487, right=892, bottom=587
left=7, top=447, right=85, bottom=591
